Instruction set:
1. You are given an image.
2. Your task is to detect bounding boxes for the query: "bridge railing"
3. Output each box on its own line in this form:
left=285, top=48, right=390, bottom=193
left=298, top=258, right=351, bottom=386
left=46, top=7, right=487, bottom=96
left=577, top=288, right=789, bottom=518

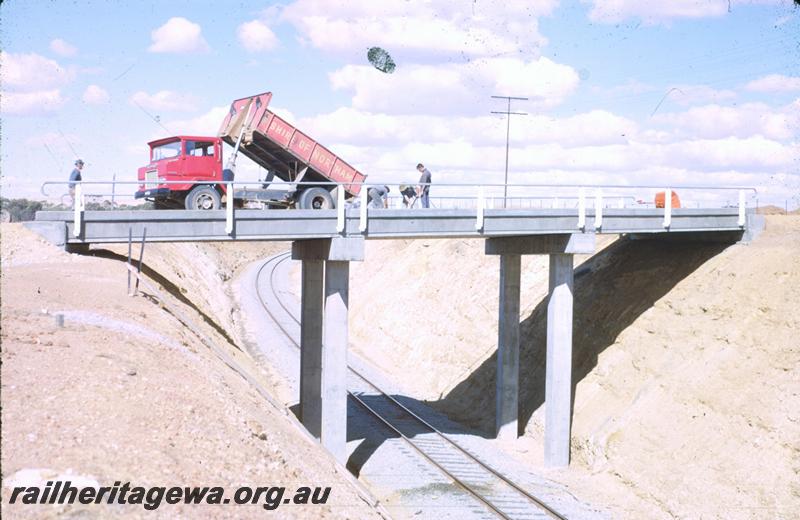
left=40, top=179, right=757, bottom=238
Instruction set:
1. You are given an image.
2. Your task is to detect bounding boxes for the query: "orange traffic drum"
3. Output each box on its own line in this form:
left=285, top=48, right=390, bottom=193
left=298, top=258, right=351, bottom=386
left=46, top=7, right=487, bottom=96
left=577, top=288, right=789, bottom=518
left=655, top=191, right=681, bottom=209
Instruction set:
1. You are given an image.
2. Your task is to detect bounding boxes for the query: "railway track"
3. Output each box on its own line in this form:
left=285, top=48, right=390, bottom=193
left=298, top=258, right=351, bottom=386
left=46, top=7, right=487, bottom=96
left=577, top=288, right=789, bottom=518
left=255, top=252, right=567, bottom=520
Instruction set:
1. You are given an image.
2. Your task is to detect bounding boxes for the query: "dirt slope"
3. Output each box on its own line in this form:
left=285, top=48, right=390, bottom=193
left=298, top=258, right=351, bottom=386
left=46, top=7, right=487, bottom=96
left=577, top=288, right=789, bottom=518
left=1, top=224, right=380, bottom=519
left=347, top=217, right=800, bottom=519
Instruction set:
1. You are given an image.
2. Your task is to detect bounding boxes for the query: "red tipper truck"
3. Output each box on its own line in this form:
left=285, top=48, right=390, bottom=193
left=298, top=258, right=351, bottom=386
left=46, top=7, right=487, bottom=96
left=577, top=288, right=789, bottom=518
left=135, top=91, right=366, bottom=210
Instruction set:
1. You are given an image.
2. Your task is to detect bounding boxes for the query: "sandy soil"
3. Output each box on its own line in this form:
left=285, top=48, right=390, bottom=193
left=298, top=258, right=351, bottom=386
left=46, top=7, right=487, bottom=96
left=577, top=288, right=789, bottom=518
left=1, top=224, right=380, bottom=519
left=5, top=213, right=798, bottom=519
left=346, top=217, right=800, bottom=519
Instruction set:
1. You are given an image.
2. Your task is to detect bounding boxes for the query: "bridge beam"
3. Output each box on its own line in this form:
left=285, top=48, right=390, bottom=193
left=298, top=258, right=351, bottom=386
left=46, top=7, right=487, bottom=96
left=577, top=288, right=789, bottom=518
left=485, top=233, right=595, bottom=256
left=486, top=234, right=593, bottom=466
left=292, top=237, right=364, bottom=464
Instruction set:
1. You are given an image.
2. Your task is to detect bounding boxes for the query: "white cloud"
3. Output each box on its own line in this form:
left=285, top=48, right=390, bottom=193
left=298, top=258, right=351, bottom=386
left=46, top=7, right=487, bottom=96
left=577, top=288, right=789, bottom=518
left=82, top=85, right=110, bottom=105
left=518, top=137, right=795, bottom=175
left=1, top=90, right=66, bottom=115
left=583, top=0, right=726, bottom=24
left=653, top=102, right=796, bottom=141
left=237, top=20, right=279, bottom=52
left=485, top=58, right=581, bottom=101
left=300, top=108, right=635, bottom=148
left=582, top=0, right=783, bottom=24
left=49, top=38, right=77, bottom=57
left=130, top=90, right=199, bottom=112
left=661, top=136, right=795, bottom=171
left=165, top=105, right=230, bottom=136
left=296, top=108, right=795, bottom=203
left=280, top=0, right=556, bottom=59
left=520, top=111, right=637, bottom=146
left=745, top=74, right=800, bottom=93
left=329, top=57, right=579, bottom=115
left=330, top=64, right=474, bottom=115
left=374, top=136, right=795, bottom=176
left=1, top=51, right=74, bottom=91
left=148, top=17, right=209, bottom=53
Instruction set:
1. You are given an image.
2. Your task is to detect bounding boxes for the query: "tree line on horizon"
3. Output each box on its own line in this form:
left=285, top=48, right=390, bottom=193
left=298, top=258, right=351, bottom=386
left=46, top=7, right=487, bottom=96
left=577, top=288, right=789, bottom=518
left=0, top=197, right=153, bottom=222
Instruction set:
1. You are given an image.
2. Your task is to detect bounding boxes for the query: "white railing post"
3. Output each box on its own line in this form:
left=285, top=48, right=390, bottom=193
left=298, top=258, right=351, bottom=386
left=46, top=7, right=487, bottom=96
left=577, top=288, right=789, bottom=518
left=738, top=190, right=746, bottom=227
left=663, top=188, right=672, bottom=229
left=73, top=183, right=83, bottom=237
left=476, top=186, right=485, bottom=231
left=577, top=188, right=586, bottom=230
left=336, top=185, right=346, bottom=233
left=226, top=182, right=234, bottom=235
left=593, top=189, right=603, bottom=230
left=359, top=185, right=368, bottom=233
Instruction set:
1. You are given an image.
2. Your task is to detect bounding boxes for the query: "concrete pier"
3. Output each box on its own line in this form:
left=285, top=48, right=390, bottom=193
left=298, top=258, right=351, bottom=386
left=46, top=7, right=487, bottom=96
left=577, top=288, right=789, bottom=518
left=299, top=259, right=324, bottom=438
left=322, top=260, right=350, bottom=463
left=486, top=234, right=593, bottom=463
left=544, top=253, right=574, bottom=467
left=496, top=254, right=521, bottom=440
left=292, top=237, right=363, bottom=464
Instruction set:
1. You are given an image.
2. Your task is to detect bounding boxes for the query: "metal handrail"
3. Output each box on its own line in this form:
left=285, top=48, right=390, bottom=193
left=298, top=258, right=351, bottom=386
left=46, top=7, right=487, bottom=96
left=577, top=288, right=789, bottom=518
left=42, top=179, right=759, bottom=192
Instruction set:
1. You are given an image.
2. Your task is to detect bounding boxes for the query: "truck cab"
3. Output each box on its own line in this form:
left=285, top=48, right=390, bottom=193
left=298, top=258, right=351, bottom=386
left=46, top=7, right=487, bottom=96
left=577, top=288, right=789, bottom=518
left=136, top=136, right=227, bottom=209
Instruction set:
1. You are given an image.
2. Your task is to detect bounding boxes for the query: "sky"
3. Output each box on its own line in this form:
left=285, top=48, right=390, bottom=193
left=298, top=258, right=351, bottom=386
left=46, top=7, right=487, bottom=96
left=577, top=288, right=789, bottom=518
left=1, top=0, right=798, bottom=208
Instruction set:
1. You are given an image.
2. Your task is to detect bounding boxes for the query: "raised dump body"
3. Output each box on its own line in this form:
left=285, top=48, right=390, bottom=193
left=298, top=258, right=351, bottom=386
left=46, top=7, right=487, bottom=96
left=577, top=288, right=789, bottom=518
left=218, top=92, right=365, bottom=197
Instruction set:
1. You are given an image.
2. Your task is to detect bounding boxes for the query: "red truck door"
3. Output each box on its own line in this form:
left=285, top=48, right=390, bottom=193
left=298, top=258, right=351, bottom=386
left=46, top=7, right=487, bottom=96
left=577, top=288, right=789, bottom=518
left=183, top=139, right=220, bottom=182
left=150, top=139, right=183, bottom=187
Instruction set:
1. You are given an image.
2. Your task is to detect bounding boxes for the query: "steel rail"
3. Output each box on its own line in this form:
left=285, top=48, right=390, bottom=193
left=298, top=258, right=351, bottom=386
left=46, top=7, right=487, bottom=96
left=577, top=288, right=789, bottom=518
left=254, top=252, right=567, bottom=520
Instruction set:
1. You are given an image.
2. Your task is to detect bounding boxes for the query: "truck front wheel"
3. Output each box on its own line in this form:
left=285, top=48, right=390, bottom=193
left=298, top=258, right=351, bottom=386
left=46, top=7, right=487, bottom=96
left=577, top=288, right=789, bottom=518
left=298, top=187, right=334, bottom=210
left=185, top=186, right=221, bottom=210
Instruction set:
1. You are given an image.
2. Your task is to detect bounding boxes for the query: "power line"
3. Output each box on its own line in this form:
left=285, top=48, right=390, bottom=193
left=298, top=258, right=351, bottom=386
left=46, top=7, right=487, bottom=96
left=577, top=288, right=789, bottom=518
left=42, top=143, right=63, bottom=169
left=57, top=128, right=81, bottom=159
left=132, top=100, right=173, bottom=135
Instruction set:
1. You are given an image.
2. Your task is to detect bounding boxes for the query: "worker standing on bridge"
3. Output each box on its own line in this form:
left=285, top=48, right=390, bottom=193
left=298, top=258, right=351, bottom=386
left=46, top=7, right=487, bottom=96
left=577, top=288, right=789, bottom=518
left=68, top=159, right=84, bottom=208
left=416, top=163, right=432, bottom=208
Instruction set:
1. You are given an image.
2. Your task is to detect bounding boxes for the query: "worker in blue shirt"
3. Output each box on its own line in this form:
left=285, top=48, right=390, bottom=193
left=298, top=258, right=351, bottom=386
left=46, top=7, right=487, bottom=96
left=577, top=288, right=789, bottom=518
left=68, top=159, right=84, bottom=208
left=368, top=185, right=390, bottom=208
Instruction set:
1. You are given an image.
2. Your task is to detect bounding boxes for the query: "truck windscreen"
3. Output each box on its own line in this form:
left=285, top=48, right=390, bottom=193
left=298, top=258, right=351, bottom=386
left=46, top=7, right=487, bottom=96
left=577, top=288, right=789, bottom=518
left=152, top=141, right=182, bottom=161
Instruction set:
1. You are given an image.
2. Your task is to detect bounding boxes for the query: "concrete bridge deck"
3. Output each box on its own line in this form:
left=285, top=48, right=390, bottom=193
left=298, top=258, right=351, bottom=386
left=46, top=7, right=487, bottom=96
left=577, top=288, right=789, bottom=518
left=32, top=207, right=750, bottom=244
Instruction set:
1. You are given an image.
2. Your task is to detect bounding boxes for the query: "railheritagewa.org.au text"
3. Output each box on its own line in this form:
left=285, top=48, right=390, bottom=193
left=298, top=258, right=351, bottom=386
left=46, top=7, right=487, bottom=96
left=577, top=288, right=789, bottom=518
left=8, top=481, right=331, bottom=511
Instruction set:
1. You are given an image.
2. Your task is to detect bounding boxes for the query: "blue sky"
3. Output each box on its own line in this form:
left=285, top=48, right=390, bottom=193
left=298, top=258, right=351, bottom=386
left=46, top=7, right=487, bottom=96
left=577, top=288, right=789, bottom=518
left=2, top=0, right=798, bottom=208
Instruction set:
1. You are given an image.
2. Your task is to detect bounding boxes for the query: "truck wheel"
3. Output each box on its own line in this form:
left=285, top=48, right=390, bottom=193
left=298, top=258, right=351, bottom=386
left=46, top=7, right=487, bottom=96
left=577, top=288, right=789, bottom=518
left=298, top=187, right=334, bottom=210
left=185, top=186, right=221, bottom=210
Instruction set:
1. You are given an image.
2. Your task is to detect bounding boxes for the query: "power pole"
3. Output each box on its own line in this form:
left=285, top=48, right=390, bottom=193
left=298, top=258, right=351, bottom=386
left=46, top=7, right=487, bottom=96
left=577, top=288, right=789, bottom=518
left=491, top=95, right=528, bottom=208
